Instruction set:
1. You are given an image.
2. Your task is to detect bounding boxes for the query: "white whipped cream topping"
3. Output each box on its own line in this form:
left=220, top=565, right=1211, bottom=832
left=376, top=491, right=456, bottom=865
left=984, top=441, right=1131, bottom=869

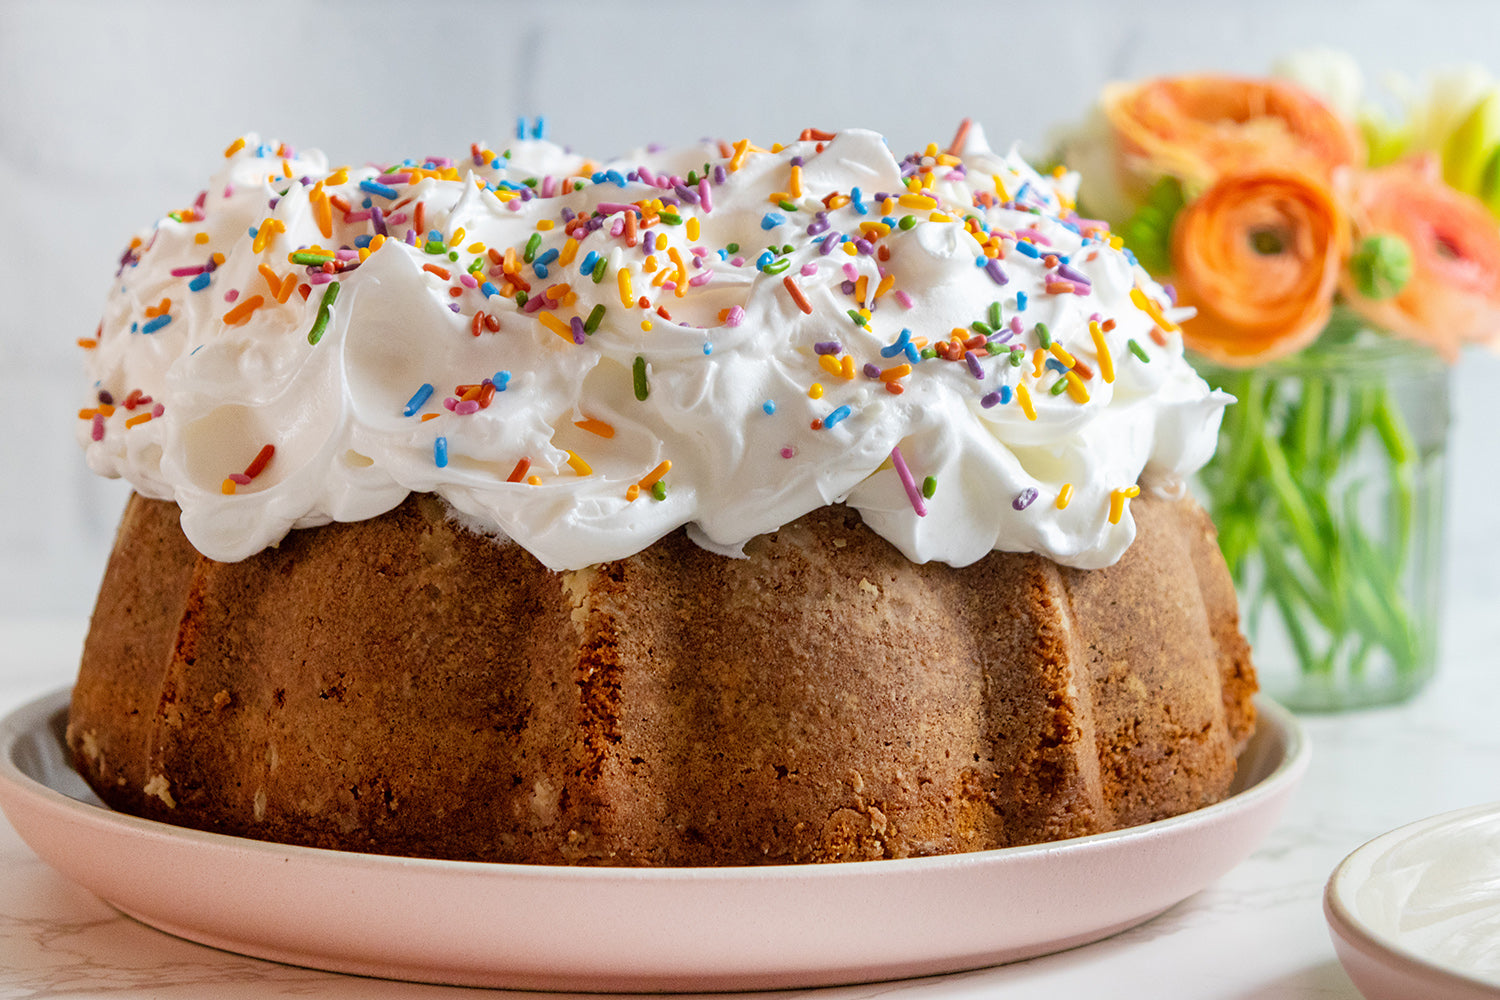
left=80, top=126, right=1227, bottom=570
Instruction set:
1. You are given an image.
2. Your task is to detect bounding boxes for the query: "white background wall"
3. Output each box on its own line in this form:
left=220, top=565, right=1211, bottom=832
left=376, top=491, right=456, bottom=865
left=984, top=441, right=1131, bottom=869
left=3, top=0, right=1499, bottom=635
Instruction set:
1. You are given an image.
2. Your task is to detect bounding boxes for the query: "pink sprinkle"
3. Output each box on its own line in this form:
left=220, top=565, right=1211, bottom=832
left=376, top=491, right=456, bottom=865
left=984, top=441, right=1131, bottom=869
left=688, top=271, right=714, bottom=287
left=800, top=263, right=818, bottom=276
left=726, top=305, right=746, bottom=327
left=1010, top=315, right=1023, bottom=334
left=387, top=212, right=409, bottom=225
left=890, top=445, right=928, bottom=517
left=637, top=166, right=657, bottom=186
left=894, top=290, right=914, bottom=309
left=1089, top=312, right=1103, bottom=322
left=780, top=446, right=796, bottom=459
left=505, top=199, right=523, bottom=212
left=730, top=256, right=745, bottom=267
left=842, top=263, right=859, bottom=281
left=1015, top=227, right=1051, bottom=245
left=223, top=184, right=234, bottom=198
left=228, top=472, right=252, bottom=485
left=309, top=272, right=333, bottom=285
left=459, top=273, right=478, bottom=288
left=661, top=281, right=677, bottom=291
left=90, top=414, right=104, bottom=441
left=609, top=218, right=625, bottom=237
left=698, top=178, right=712, bottom=212
left=541, top=175, right=556, bottom=198
left=455, top=400, right=480, bottom=415
left=377, top=171, right=412, bottom=184
left=344, top=210, right=372, bottom=222
left=335, top=248, right=359, bottom=260
left=443, top=397, right=458, bottom=411
left=224, top=289, right=240, bottom=302
left=151, top=403, right=165, bottom=418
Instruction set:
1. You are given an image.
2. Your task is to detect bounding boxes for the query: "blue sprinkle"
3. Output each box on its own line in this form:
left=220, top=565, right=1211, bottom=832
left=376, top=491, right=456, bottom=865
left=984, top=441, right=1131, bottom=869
left=531, top=115, right=547, bottom=140
left=762, top=400, right=776, bottom=415
left=1046, top=358, right=1070, bottom=375
left=533, top=263, right=549, bottom=279
left=128, top=321, right=138, bottom=333
left=141, top=314, right=172, bottom=334
left=822, top=405, right=853, bottom=429
left=536, top=248, right=560, bottom=266
left=434, top=436, right=449, bottom=468
left=590, top=171, right=607, bottom=184
left=1016, top=291, right=1028, bottom=311
left=974, top=256, right=987, bottom=267
left=494, top=370, right=512, bottom=389
left=354, top=234, right=373, bottom=248
left=702, top=342, right=712, bottom=355
left=579, top=250, right=599, bottom=275
left=604, top=169, right=627, bottom=188
left=361, top=197, right=372, bottom=209
left=428, top=230, right=442, bottom=242
left=188, top=273, right=211, bottom=292
left=247, top=226, right=258, bottom=238
left=880, top=329, right=911, bottom=358
left=403, top=383, right=434, bottom=416
left=1014, top=240, right=1040, bottom=258
left=1000, top=385, right=1013, bottom=404
left=516, top=117, right=527, bottom=140
left=359, top=179, right=399, bottom=199
left=756, top=250, right=775, bottom=269
left=480, top=281, right=500, bottom=298
left=850, top=187, right=867, bottom=215
left=761, top=212, right=786, bottom=230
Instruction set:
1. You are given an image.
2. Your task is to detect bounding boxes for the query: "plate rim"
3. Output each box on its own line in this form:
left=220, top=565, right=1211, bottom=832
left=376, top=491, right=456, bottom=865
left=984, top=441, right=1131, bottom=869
left=1325, top=801, right=1500, bottom=999
left=1, top=685, right=1309, bottom=991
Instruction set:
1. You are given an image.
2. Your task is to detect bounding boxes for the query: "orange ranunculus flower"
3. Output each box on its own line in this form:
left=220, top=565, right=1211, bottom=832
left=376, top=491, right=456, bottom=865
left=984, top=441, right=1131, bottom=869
left=1340, top=157, right=1500, bottom=360
left=1103, top=75, right=1361, bottom=187
left=1170, top=169, right=1348, bottom=366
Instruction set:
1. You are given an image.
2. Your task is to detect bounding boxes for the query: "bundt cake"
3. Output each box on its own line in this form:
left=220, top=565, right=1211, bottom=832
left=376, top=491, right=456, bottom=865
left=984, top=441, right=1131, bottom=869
left=68, top=123, right=1255, bottom=865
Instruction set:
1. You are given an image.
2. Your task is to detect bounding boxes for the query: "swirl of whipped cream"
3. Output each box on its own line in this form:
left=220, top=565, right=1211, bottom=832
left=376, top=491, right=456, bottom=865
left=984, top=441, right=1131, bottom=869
left=79, top=125, right=1227, bottom=570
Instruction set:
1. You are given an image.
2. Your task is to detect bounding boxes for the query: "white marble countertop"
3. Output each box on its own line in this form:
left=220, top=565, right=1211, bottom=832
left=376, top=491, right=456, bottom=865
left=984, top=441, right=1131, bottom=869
left=3, top=615, right=1498, bottom=1000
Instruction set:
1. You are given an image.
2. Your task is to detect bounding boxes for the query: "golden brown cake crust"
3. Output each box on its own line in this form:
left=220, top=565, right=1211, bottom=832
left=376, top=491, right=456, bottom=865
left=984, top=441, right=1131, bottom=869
left=68, top=491, right=1255, bottom=866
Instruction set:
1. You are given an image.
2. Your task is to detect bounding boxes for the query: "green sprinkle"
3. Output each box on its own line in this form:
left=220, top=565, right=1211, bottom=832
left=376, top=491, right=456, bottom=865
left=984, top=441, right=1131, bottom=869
left=971, top=321, right=993, bottom=336
left=424, top=239, right=447, bottom=255
left=515, top=290, right=528, bottom=307
left=1128, top=339, right=1151, bottom=362
left=1049, top=377, right=1070, bottom=396
left=778, top=198, right=798, bottom=211
left=764, top=257, right=792, bottom=275
left=290, top=251, right=334, bottom=265
left=573, top=181, right=585, bottom=192
left=780, top=244, right=794, bottom=254
left=921, top=475, right=937, bottom=499
left=523, top=233, right=541, bottom=263
left=651, top=479, right=667, bottom=501
left=898, top=214, right=917, bottom=230
left=306, top=281, right=340, bottom=345
left=989, top=301, right=1002, bottom=328
left=584, top=303, right=606, bottom=333
left=726, top=242, right=740, bottom=253
left=921, top=347, right=938, bottom=360
left=1009, top=347, right=1025, bottom=366
left=467, top=257, right=485, bottom=274
left=449, top=251, right=459, bottom=262
left=847, top=309, right=868, bottom=327
left=1035, top=322, right=1052, bottom=349
left=591, top=256, right=608, bottom=283
left=686, top=169, right=699, bottom=185
left=660, top=211, right=683, bottom=225
left=985, top=341, right=1006, bottom=356
left=633, top=356, right=649, bottom=400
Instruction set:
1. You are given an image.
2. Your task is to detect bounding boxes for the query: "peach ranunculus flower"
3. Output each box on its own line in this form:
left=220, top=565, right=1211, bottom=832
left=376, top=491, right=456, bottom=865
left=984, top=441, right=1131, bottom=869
left=1170, top=168, right=1348, bottom=366
left=1339, top=157, right=1500, bottom=359
left=1103, top=75, right=1362, bottom=189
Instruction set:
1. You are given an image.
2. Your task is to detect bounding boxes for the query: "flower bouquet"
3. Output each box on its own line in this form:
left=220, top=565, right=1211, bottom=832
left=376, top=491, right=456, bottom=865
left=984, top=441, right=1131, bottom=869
left=1058, top=54, right=1500, bottom=710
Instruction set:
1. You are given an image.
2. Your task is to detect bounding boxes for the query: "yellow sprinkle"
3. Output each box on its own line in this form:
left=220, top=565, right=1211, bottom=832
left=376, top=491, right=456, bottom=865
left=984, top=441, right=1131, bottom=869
left=898, top=193, right=938, bottom=210
left=526, top=475, right=542, bottom=485
left=326, top=167, right=349, bottom=186
left=655, top=232, right=667, bottom=251
left=1048, top=343, right=1077, bottom=368
left=789, top=164, right=803, bottom=198
left=1016, top=382, right=1037, bottom=420
left=1065, top=371, right=1090, bottom=404
left=194, top=232, right=210, bottom=245
left=858, top=221, right=891, bottom=238
left=729, top=139, right=751, bottom=171
left=927, top=212, right=953, bottom=223
left=686, top=216, right=700, bottom=242
left=251, top=218, right=285, bottom=255
left=638, top=459, right=672, bottom=489
left=466, top=242, right=487, bottom=254
left=537, top=311, right=574, bottom=342
left=1108, top=485, right=1141, bottom=524
left=874, top=273, right=895, bottom=299
left=221, top=478, right=237, bottom=495
left=818, top=354, right=843, bottom=378
left=992, top=174, right=1011, bottom=202
left=535, top=219, right=554, bottom=231
left=1130, top=287, right=1179, bottom=333
left=564, top=449, right=592, bottom=476
left=841, top=241, right=858, bottom=256
left=1056, top=483, right=1073, bottom=509
left=881, top=196, right=896, bottom=215
left=368, top=235, right=385, bottom=254
left=281, top=158, right=293, bottom=179
left=224, top=137, right=247, bottom=158
left=626, top=484, right=641, bottom=502
left=841, top=355, right=855, bottom=379
left=641, top=319, right=653, bottom=332
left=618, top=267, right=635, bottom=308
left=1090, top=321, right=1115, bottom=383
left=574, top=418, right=616, bottom=438
left=809, top=383, right=824, bottom=399
left=558, top=237, right=579, bottom=267
left=643, top=255, right=659, bottom=273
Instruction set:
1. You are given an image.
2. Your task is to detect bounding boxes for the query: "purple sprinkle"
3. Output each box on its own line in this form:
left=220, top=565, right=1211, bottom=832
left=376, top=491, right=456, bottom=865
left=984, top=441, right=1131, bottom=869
left=1056, top=263, right=1089, bottom=284
left=814, top=341, right=842, bottom=355
left=97, top=389, right=114, bottom=405
left=981, top=391, right=1001, bottom=408
left=840, top=280, right=856, bottom=295
left=863, top=362, right=881, bottom=378
left=672, top=183, right=699, bottom=204
left=524, top=294, right=546, bottom=314
left=964, top=350, right=984, bottom=379
left=790, top=156, right=804, bottom=167
left=713, top=164, right=727, bottom=184
left=854, top=238, right=874, bottom=255
left=1012, top=487, right=1039, bottom=511
left=819, top=233, right=840, bottom=256
left=571, top=316, right=586, bottom=344
left=405, top=229, right=417, bottom=246
left=984, top=258, right=1009, bottom=285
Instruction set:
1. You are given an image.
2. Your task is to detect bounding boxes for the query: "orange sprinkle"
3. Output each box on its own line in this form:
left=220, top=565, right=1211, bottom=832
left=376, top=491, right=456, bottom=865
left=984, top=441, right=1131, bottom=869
left=879, top=364, right=912, bottom=383
left=224, top=137, right=247, bottom=157
left=783, top=275, right=813, bottom=314
left=1130, top=287, right=1179, bottom=333
left=728, top=138, right=751, bottom=172
left=637, top=460, right=672, bottom=490
left=507, top=457, right=531, bottom=483
left=144, top=298, right=171, bottom=319
left=124, top=412, right=152, bottom=429
left=77, top=339, right=98, bottom=350
left=1150, top=325, right=1168, bottom=347
left=789, top=164, right=803, bottom=198
left=222, top=295, right=265, bottom=326
left=420, top=412, right=440, bottom=422
left=1045, top=280, right=1076, bottom=295
left=526, top=475, right=542, bottom=486
left=623, top=210, right=638, bottom=247
left=626, top=484, right=641, bottom=502
left=422, top=263, right=451, bottom=280
left=574, top=418, right=616, bottom=438
left=243, top=444, right=275, bottom=479
left=194, top=232, right=210, bottom=245
left=310, top=183, right=333, bottom=238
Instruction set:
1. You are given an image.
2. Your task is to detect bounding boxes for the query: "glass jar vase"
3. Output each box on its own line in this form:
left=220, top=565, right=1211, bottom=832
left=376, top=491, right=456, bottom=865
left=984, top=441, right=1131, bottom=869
left=1195, top=315, right=1449, bottom=712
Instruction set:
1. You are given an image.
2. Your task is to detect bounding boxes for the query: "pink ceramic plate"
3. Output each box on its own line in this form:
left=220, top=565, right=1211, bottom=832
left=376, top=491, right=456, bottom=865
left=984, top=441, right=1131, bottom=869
left=1326, top=802, right=1500, bottom=1000
left=0, top=688, right=1305, bottom=992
